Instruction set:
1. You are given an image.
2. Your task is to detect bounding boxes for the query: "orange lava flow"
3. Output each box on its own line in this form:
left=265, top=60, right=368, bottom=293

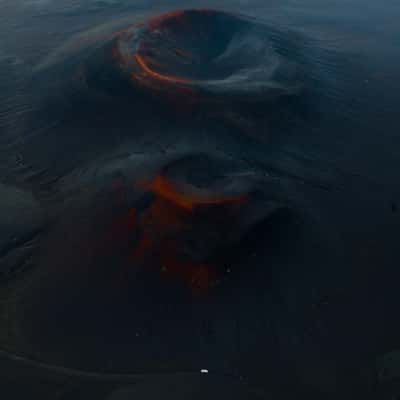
left=141, top=174, right=248, bottom=211
left=126, top=174, right=247, bottom=293
left=134, top=54, right=191, bottom=85
left=128, top=194, right=215, bottom=293
left=147, top=10, right=186, bottom=30
left=96, top=174, right=247, bottom=294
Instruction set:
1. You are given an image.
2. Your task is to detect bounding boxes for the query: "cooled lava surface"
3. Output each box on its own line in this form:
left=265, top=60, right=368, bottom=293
left=112, top=9, right=304, bottom=102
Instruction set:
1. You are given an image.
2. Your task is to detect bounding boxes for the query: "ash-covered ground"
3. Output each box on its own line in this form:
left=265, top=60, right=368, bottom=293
left=1, top=1, right=400, bottom=399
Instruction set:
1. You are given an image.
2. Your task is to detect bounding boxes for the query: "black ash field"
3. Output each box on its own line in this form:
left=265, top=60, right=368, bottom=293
left=0, top=1, right=400, bottom=399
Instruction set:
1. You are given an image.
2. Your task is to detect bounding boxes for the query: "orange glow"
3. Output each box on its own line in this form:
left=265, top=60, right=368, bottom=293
left=147, top=10, right=186, bottom=30
left=130, top=174, right=247, bottom=293
left=134, top=54, right=191, bottom=85
left=111, top=11, right=203, bottom=102
left=127, top=193, right=218, bottom=294
left=141, top=174, right=247, bottom=211
left=124, top=174, right=246, bottom=293
left=93, top=173, right=248, bottom=295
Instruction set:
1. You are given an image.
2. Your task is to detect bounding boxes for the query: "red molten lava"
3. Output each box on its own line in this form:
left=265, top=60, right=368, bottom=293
left=91, top=172, right=249, bottom=295
left=113, top=10, right=218, bottom=95
left=133, top=54, right=191, bottom=86
left=141, top=174, right=247, bottom=211
left=129, top=9, right=229, bottom=92
left=126, top=174, right=248, bottom=294
left=147, top=10, right=187, bottom=31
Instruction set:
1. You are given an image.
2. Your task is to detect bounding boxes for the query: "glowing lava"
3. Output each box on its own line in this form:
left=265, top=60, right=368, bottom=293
left=111, top=9, right=303, bottom=102
left=141, top=174, right=248, bottom=211
left=133, top=54, right=191, bottom=86
left=127, top=174, right=248, bottom=293
left=94, top=173, right=249, bottom=294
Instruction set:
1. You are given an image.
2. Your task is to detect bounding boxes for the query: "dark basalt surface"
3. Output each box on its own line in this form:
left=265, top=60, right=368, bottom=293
left=1, top=3, right=400, bottom=400
left=114, top=10, right=305, bottom=100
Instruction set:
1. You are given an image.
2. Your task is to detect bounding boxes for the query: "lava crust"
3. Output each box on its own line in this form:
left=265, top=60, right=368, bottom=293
left=112, top=9, right=305, bottom=103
